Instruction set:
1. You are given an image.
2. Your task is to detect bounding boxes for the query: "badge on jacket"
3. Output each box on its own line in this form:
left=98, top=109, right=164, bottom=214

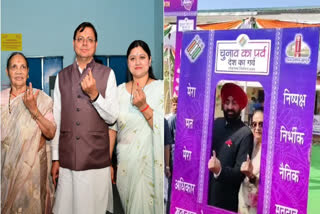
left=225, top=139, right=233, bottom=147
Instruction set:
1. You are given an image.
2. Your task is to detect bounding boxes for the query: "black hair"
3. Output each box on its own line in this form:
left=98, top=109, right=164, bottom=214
left=6, top=52, right=29, bottom=69
left=73, top=22, right=98, bottom=41
left=126, top=40, right=156, bottom=80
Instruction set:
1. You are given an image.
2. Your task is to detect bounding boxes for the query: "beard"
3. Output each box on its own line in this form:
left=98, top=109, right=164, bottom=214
left=223, top=109, right=241, bottom=123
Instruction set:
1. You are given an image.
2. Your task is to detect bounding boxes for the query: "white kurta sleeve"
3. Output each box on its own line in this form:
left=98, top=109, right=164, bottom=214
left=92, top=69, right=119, bottom=124
left=51, top=74, right=61, bottom=160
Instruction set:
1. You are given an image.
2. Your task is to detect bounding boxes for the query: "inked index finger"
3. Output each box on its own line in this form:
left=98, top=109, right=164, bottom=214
left=88, top=69, right=93, bottom=80
left=136, top=83, right=143, bottom=96
left=212, top=150, right=216, bottom=158
left=29, top=82, right=33, bottom=95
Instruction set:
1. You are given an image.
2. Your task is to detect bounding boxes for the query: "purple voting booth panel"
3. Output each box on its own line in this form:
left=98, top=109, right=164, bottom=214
left=164, top=0, right=198, bottom=16
left=173, top=16, right=197, bottom=96
left=170, top=28, right=319, bottom=214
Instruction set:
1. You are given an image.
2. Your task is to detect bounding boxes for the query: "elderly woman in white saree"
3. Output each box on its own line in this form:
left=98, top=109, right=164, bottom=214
left=109, top=40, right=164, bottom=214
left=1, top=52, right=56, bottom=214
left=238, top=110, right=263, bottom=214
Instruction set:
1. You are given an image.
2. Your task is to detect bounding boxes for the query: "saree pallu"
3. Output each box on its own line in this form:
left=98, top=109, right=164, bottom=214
left=1, top=88, right=54, bottom=214
left=238, top=143, right=261, bottom=214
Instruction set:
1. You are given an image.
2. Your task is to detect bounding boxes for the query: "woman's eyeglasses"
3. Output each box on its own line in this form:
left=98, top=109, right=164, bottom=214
left=251, top=121, right=263, bottom=128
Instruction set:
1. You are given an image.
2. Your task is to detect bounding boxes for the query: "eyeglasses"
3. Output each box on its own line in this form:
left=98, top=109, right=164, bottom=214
left=9, top=64, right=28, bottom=72
left=251, top=121, right=263, bottom=128
left=75, top=37, right=96, bottom=44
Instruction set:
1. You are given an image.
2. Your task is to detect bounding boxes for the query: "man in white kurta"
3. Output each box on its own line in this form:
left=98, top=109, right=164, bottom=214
left=51, top=22, right=119, bottom=214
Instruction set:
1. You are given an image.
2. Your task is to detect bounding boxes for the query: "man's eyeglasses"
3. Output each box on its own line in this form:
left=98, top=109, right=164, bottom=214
left=76, top=37, right=96, bottom=44
left=251, top=121, right=263, bottom=128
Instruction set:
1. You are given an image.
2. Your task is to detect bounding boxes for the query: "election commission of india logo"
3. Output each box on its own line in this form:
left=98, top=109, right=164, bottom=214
left=238, top=35, right=248, bottom=47
left=181, top=0, right=194, bottom=11
left=185, top=35, right=205, bottom=63
left=285, top=34, right=311, bottom=64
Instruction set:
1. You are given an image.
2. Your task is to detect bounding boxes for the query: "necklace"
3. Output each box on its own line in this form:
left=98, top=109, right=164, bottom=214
left=8, top=88, right=26, bottom=114
left=130, top=77, right=149, bottom=105
left=10, top=92, right=18, bottom=97
left=9, top=88, right=12, bottom=114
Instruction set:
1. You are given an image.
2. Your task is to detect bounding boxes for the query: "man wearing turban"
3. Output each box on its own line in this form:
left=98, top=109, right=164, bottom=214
left=208, top=83, right=254, bottom=212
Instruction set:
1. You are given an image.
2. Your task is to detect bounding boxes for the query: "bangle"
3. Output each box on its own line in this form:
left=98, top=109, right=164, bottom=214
left=166, top=166, right=170, bottom=170
left=32, top=110, right=39, bottom=120
left=140, top=104, right=149, bottom=112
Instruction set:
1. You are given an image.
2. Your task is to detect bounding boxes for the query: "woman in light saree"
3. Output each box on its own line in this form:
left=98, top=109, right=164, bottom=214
left=1, top=52, right=56, bottom=214
left=109, top=40, right=164, bottom=214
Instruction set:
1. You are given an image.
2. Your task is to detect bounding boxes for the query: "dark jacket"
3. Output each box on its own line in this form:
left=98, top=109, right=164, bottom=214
left=208, top=117, right=254, bottom=212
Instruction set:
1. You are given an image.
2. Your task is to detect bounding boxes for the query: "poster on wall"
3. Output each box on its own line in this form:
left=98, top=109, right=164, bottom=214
left=171, top=27, right=319, bottom=214
left=43, top=57, right=63, bottom=96
left=1, top=34, right=22, bottom=51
